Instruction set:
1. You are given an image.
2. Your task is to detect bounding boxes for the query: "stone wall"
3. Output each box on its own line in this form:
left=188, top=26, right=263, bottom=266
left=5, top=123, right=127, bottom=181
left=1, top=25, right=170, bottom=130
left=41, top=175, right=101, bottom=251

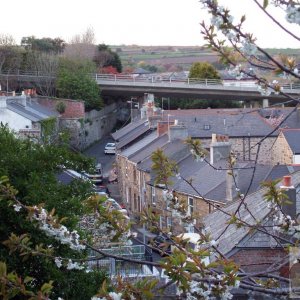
left=117, top=155, right=141, bottom=212
left=83, top=104, right=118, bottom=147
left=36, top=97, right=118, bottom=150
left=201, top=136, right=276, bottom=165
left=271, top=131, right=293, bottom=165
left=144, top=183, right=219, bottom=235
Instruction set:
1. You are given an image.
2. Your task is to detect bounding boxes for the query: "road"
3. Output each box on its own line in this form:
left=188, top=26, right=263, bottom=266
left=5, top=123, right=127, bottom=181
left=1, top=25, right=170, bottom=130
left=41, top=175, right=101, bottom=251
left=83, top=135, right=116, bottom=178
left=82, top=136, right=162, bottom=263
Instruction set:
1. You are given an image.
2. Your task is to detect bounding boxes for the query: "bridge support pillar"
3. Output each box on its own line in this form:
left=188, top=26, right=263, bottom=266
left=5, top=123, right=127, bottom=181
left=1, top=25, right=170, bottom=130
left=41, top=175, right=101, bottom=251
left=262, top=99, right=269, bottom=108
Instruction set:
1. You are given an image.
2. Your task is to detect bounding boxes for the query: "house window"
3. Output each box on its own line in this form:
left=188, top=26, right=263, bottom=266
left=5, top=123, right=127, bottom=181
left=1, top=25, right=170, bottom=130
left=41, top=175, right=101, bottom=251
left=159, top=216, right=163, bottom=229
left=203, top=124, right=211, bottom=130
left=126, top=187, right=129, bottom=203
left=133, top=169, right=137, bottom=181
left=151, top=186, right=156, bottom=205
left=185, top=223, right=194, bottom=233
left=166, top=217, right=172, bottom=228
left=188, top=197, right=194, bottom=216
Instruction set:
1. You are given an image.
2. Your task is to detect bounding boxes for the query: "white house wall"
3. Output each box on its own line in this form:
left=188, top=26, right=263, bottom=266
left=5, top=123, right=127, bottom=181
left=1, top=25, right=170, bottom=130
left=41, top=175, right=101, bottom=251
left=0, top=109, right=32, bottom=131
left=293, top=155, right=300, bottom=164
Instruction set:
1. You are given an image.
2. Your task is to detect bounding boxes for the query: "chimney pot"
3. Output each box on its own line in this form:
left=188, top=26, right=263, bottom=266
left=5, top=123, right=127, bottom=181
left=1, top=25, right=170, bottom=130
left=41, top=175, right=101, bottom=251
left=283, top=175, right=292, bottom=187
left=212, top=133, right=217, bottom=143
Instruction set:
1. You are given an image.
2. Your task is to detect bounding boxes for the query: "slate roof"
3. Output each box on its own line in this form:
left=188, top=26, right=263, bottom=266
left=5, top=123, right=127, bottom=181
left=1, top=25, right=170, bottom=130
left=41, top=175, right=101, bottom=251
left=147, top=152, right=272, bottom=203
left=274, top=107, right=300, bottom=129
left=116, top=127, right=152, bottom=150
left=7, top=99, right=58, bottom=122
left=112, top=118, right=148, bottom=141
left=138, top=139, right=190, bottom=172
left=265, top=164, right=300, bottom=181
left=141, top=138, right=300, bottom=204
left=120, top=130, right=159, bottom=159
left=129, top=134, right=169, bottom=163
left=204, top=170, right=300, bottom=256
left=282, top=129, right=300, bottom=154
left=160, top=109, right=276, bottom=138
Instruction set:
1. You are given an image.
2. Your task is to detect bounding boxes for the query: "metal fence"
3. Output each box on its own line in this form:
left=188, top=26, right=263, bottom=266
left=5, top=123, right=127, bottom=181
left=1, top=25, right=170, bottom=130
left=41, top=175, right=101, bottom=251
left=88, top=245, right=157, bottom=278
left=1, top=70, right=300, bottom=91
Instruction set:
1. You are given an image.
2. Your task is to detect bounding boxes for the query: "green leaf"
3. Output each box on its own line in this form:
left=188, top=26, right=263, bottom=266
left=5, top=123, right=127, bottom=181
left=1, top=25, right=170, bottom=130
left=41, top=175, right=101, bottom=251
left=40, top=281, right=53, bottom=294
left=24, top=276, right=34, bottom=284
left=263, top=0, right=268, bottom=9
left=0, top=261, right=7, bottom=277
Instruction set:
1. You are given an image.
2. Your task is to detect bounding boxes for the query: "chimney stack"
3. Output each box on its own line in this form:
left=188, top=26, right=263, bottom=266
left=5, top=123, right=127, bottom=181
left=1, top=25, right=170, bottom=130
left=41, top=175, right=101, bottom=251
left=280, top=175, right=297, bottom=218
left=169, top=121, right=188, bottom=141
left=210, top=134, right=231, bottom=164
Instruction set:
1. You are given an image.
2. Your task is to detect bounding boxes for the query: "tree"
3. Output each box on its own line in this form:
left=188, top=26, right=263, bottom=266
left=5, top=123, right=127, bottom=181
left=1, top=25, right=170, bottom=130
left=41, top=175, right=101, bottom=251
left=189, top=61, right=220, bottom=79
left=57, top=57, right=103, bottom=110
left=0, top=125, right=106, bottom=299
left=20, top=51, right=59, bottom=96
left=0, top=34, right=23, bottom=73
left=2, top=1, right=300, bottom=299
left=21, top=36, right=65, bottom=54
left=93, top=44, right=122, bottom=73
left=63, top=28, right=96, bottom=60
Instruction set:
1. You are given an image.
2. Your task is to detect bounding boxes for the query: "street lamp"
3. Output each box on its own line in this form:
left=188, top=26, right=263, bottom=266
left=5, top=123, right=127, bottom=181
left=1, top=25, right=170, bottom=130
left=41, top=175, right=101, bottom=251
left=162, top=97, right=170, bottom=111
left=127, top=97, right=139, bottom=122
left=168, top=114, right=174, bottom=142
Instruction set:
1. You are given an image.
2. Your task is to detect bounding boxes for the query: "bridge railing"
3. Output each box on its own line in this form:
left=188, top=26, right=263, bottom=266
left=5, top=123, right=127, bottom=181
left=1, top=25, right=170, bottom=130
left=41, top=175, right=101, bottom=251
left=0, top=70, right=56, bottom=78
left=94, top=73, right=224, bottom=86
left=1, top=71, right=300, bottom=91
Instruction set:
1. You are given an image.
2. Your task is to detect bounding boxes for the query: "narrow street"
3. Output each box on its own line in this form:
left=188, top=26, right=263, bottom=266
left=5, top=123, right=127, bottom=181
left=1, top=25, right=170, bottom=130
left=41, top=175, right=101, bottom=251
left=83, top=135, right=116, bottom=178
left=83, top=136, right=163, bottom=264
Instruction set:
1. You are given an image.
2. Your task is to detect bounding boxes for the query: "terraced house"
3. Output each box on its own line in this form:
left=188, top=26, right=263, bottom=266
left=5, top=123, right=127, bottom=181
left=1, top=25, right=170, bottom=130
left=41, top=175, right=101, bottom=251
left=112, top=102, right=300, bottom=234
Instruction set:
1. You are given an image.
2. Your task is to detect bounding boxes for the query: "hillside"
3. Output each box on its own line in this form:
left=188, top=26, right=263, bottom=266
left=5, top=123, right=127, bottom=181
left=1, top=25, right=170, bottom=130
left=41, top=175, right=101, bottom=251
left=110, top=45, right=300, bottom=73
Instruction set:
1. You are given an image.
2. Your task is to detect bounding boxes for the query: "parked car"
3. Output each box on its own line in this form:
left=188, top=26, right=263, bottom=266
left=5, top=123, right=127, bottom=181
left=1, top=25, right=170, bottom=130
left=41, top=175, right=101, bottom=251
left=94, top=185, right=110, bottom=196
left=148, top=235, right=172, bottom=256
left=83, top=163, right=103, bottom=184
left=104, top=143, right=116, bottom=154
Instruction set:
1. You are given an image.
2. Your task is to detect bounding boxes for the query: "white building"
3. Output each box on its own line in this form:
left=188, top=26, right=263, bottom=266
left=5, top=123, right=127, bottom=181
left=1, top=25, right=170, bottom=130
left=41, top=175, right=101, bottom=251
left=0, top=95, right=58, bottom=138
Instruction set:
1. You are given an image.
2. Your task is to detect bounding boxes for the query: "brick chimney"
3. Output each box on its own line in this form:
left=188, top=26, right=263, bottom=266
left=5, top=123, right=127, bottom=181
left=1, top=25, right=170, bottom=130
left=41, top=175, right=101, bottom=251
left=210, top=134, right=231, bottom=164
left=157, top=121, right=172, bottom=136
left=280, top=175, right=297, bottom=218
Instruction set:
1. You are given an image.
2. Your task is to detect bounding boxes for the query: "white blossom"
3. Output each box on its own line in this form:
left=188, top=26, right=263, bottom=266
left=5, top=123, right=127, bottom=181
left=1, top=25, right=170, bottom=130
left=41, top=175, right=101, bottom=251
left=33, top=208, right=86, bottom=251
left=210, top=239, right=219, bottom=247
left=285, top=5, right=300, bottom=25
left=55, top=257, right=63, bottom=268
left=13, top=204, right=22, bottom=212
left=108, top=292, right=123, bottom=300
left=240, top=40, right=257, bottom=56
left=211, top=15, right=224, bottom=29
left=66, top=259, right=84, bottom=270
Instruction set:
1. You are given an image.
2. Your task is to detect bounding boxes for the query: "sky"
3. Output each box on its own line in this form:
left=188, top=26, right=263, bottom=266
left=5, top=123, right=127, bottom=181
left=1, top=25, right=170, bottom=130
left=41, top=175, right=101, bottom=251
left=1, top=0, right=299, bottom=48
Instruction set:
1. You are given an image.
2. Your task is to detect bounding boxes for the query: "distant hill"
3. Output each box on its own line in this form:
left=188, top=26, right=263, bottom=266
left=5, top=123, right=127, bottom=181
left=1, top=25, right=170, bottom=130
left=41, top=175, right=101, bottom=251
left=110, top=45, right=300, bottom=73
left=110, top=45, right=220, bottom=72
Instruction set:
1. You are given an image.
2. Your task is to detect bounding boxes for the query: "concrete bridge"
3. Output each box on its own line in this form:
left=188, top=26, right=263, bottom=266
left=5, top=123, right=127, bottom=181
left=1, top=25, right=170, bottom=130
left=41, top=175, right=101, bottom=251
left=94, top=74, right=300, bottom=104
left=0, top=71, right=299, bottom=104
